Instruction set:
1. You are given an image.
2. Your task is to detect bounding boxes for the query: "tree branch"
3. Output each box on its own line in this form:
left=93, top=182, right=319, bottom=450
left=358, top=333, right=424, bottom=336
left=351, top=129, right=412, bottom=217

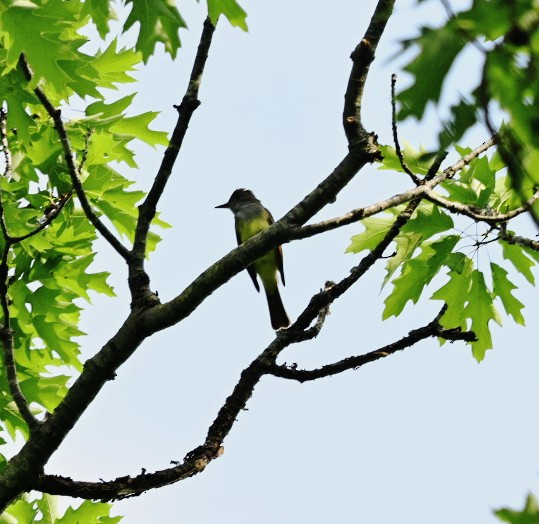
left=18, top=55, right=131, bottom=262
left=343, top=0, right=395, bottom=146
left=0, top=1, right=421, bottom=508
left=267, top=308, right=475, bottom=382
left=129, top=18, right=216, bottom=307
left=8, top=193, right=72, bottom=244
left=391, top=73, right=420, bottom=185
left=423, top=188, right=539, bottom=224
left=500, top=228, right=539, bottom=251
left=0, top=247, right=39, bottom=432
left=32, top=198, right=422, bottom=502
left=289, top=137, right=495, bottom=240
left=17, top=135, right=495, bottom=500
left=0, top=108, right=12, bottom=178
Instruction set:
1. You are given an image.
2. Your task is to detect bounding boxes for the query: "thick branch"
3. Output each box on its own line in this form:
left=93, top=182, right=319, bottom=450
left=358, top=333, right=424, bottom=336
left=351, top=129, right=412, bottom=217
left=18, top=55, right=130, bottom=262
left=145, top=147, right=378, bottom=332
left=32, top=199, right=422, bottom=502
left=0, top=311, right=147, bottom=506
left=34, top=309, right=474, bottom=501
left=343, top=0, right=395, bottom=146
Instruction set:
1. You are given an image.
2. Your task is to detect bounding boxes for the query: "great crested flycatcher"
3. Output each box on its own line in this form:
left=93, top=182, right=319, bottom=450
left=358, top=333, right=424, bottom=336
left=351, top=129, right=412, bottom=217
left=216, top=188, right=290, bottom=330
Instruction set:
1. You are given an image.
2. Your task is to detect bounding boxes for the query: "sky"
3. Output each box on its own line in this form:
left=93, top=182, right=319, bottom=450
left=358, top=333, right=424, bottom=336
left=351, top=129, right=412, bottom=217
left=12, top=0, right=539, bottom=522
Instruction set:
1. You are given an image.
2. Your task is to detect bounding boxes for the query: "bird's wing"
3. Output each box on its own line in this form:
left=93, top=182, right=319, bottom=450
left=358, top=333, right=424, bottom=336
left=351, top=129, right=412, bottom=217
left=266, top=208, right=285, bottom=286
left=236, top=225, right=260, bottom=293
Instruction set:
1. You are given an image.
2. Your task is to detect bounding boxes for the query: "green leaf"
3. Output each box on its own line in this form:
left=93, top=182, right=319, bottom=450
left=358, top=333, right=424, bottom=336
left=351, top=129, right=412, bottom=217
left=382, top=235, right=461, bottom=318
left=456, top=0, right=512, bottom=41
left=383, top=232, right=422, bottom=287
left=0, top=0, right=94, bottom=100
left=1, top=496, right=38, bottom=524
left=123, top=0, right=187, bottom=62
left=423, top=235, right=461, bottom=282
left=439, top=97, right=477, bottom=149
left=346, top=216, right=394, bottom=254
left=110, top=112, right=169, bottom=149
left=379, top=143, right=433, bottom=177
left=36, top=493, right=60, bottom=523
left=398, top=24, right=466, bottom=120
left=431, top=256, right=473, bottom=329
left=502, top=242, right=536, bottom=284
left=0, top=69, right=38, bottom=142
left=491, top=263, right=525, bottom=325
left=207, top=0, right=248, bottom=30
left=495, top=493, right=539, bottom=524
left=91, top=39, right=141, bottom=89
left=21, top=375, right=70, bottom=413
left=383, top=258, right=430, bottom=318
left=56, top=499, right=123, bottom=524
left=34, top=315, right=83, bottom=371
left=81, top=0, right=117, bottom=39
left=401, top=202, right=454, bottom=239
left=463, top=270, right=501, bottom=361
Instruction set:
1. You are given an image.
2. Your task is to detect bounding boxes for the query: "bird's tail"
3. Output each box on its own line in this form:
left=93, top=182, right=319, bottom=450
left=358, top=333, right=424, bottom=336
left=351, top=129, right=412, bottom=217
left=265, top=288, right=290, bottom=330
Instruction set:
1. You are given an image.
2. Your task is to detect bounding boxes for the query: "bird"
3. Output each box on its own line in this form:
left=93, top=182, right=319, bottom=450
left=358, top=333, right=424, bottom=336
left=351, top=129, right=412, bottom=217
left=216, top=188, right=290, bottom=330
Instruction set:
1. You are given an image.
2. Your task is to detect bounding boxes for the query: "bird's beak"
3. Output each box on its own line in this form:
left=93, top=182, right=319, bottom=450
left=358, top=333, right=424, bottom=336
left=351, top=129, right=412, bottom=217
left=215, top=202, right=230, bottom=209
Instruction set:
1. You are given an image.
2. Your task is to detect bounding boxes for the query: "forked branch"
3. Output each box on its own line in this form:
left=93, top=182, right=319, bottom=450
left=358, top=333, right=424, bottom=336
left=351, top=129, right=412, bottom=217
left=18, top=55, right=131, bottom=262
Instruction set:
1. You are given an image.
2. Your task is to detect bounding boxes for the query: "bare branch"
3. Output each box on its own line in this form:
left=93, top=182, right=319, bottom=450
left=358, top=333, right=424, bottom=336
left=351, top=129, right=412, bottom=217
left=267, top=309, right=475, bottom=382
left=424, top=188, right=539, bottom=224
left=130, top=18, right=216, bottom=305
left=343, top=0, right=395, bottom=146
left=391, top=74, right=420, bottom=185
left=500, top=229, right=539, bottom=251
left=0, top=247, right=39, bottom=431
left=18, top=55, right=131, bottom=262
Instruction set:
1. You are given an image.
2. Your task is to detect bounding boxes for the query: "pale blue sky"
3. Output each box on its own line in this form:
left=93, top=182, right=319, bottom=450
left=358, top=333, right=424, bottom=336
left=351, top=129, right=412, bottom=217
left=28, top=0, right=539, bottom=522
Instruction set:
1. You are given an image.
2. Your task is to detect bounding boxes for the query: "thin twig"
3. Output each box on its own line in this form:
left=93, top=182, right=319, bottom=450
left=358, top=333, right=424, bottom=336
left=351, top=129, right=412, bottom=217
left=0, top=246, right=39, bottom=431
left=0, top=108, right=12, bottom=178
left=0, top=109, right=13, bottom=242
left=10, top=193, right=72, bottom=243
left=391, top=73, right=420, bottom=185
left=424, top=188, right=539, bottom=224
left=18, top=55, right=131, bottom=261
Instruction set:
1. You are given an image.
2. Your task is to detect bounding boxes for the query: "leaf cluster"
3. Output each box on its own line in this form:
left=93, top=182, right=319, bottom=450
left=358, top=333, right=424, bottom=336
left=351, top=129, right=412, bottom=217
left=399, top=0, right=539, bottom=211
left=348, top=143, right=538, bottom=361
